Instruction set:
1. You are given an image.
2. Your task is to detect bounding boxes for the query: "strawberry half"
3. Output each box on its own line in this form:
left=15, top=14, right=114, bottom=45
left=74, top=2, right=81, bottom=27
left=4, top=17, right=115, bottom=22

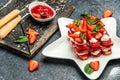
left=28, top=59, right=40, bottom=72
left=103, top=10, right=113, bottom=18
left=90, top=61, right=100, bottom=71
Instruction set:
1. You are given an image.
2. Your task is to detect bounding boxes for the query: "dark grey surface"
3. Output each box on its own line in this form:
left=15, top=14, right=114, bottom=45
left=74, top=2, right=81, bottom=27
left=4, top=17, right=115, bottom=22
left=0, top=0, right=120, bottom=80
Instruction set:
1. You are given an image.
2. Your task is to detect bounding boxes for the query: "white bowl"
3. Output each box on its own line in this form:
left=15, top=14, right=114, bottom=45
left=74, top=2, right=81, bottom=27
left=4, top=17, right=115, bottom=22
left=28, top=1, right=56, bottom=22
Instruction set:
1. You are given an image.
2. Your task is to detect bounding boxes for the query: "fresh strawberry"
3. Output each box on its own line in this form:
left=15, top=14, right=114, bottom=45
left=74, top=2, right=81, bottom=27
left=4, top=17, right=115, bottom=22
left=28, top=59, right=39, bottom=72
left=78, top=54, right=89, bottom=60
left=89, top=41, right=100, bottom=48
left=66, top=24, right=80, bottom=32
left=87, top=24, right=96, bottom=31
left=79, top=18, right=87, bottom=32
left=27, top=28, right=39, bottom=44
left=32, top=13, right=41, bottom=18
left=90, top=61, right=100, bottom=71
left=90, top=15, right=96, bottom=20
left=103, top=10, right=113, bottom=18
left=95, top=32, right=103, bottom=40
left=28, top=34, right=37, bottom=44
left=75, top=44, right=89, bottom=51
left=87, top=30, right=93, bottom=39
left=27, top=28, right=39, bottom=35
left=91, top=50, right=101, bottom=57
left=101, top=39, right=113, bottom=47
left=69, top=33, right=80, bottom=38
left=102, top=49, right=112, bottom=55
left=74, top=37, right=83, bottom=43
left=99, top=28, right=105, bottom=33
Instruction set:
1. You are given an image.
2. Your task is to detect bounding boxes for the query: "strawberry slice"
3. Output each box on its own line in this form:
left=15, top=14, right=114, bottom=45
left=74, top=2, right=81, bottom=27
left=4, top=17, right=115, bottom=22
left=95, top=32, right=102, bottom=40
left=103, top=10, right=113, bottom=18
left=90, top=61, right=100, bottom=71
left=27, top=28, right=39, bottom=44
left=74, top=37, right=83, bottom=43
left=28, top=59, right=40, bottom=72
left=32, top=13, right=41, bottom=18
left=78, top=54, right=89, bottom=60
left=69, top=33, right=80, bottom=38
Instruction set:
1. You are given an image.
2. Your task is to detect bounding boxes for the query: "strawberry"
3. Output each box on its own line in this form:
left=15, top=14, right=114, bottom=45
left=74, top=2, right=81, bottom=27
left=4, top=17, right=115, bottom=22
left=90, top=61, right=100, bottom=71
left=89, top=41, right=100, bottom=48
left=74, top=38, right=83, bottom=43
left=87, top=24, right=96, bottom=31
left=75, top=44, right=89, bottom=51
left=27, top=28, right=39, bottom=35
left=87, top=30, right=93, bottom=40
left=27, top=28, right=39, bottom=44
left=102, top=49, right=112, bottom=55
left=78, top=54, right=89, bottom=60
left=32, top=13, right=41, bottom=18
left=91, top=50, right=101, bottom=57
left=90, top=15, right=96, bottom=20
left=28, top=59, right=39, bottom=72
left=103, top=10, right=113, bottom=18
left=95, top=32, right=102, bottom=40
left=101, top=39, right=113, bottom=47
left=69, top=33, right=80, bottom=38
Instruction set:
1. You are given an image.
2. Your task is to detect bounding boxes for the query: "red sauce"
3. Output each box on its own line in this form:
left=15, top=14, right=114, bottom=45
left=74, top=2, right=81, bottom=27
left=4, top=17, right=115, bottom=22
left=31, top=5, right=54, bottom=18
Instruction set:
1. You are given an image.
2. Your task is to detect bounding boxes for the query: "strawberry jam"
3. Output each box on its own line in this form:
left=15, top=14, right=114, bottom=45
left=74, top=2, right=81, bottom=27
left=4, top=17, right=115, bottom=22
left=31, top=5, right=54, bottom=19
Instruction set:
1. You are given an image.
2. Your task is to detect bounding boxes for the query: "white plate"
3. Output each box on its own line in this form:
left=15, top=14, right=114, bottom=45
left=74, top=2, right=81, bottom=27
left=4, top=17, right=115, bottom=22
left=42, top=17, right=120, bottom=79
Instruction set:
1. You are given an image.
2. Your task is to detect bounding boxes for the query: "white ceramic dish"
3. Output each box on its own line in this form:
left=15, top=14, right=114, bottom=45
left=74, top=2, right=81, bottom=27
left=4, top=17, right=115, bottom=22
left=28, top=1, right=56, bottom=22
left=42, top=17, right=120, bottom=79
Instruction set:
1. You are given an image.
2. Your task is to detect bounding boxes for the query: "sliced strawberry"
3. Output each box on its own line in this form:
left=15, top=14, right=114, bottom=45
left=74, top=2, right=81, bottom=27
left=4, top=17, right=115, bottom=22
left=79, top=18, right=87, bottom=32
left=95, top=32, right=103, bottom=40
left=102, top=49, right=112, bottom=55
left=27, top=28, right=39, bottom=44
left=74, top=37, right=83, bottom=43
left=32, top=13, right=41, bottom=18
left=99, top=27, right=105, bottom=33
left=69, top=33, right=80, bottom=38
left=101, top=39, right=113, bottom=47
left=87, top=30, right=93, bottom=40
left=28, top=34, right=37, bottom=44
left=75, top=44, right=89, bottom=51
left=28, top=59, right=39, bottom=72
left=89, top=41, right=100, bottom=48
left=27, top=28, right=39, bottom=35
left=77, top=54, right=89, bottom=60
left=90, top=61, right=100, bottom=71
left=91, top=50, right=101, bottom=57
left=103, top=10, right=113, bottom=18
left=87, top=24, right=96, bottom=31
left=90, top=15, right=96, bottom=20
left=66, top=24, right=80, bottom=32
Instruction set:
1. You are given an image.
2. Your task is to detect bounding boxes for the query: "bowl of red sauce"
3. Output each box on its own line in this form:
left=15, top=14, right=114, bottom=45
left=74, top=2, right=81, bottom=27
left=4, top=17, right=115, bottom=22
left=29, top=1, right=56, bottom=22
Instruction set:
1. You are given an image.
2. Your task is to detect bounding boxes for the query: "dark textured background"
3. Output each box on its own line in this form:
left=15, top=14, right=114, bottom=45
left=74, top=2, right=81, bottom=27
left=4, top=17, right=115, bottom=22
left=0, top=0, right=120, bottom=80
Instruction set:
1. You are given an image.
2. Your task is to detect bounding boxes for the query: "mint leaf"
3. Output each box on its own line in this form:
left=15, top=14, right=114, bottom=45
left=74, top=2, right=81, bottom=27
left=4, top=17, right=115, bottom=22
left=80, top=33, right=86, bottom=40
left=88, top=18, right=100, bottom=25
left=14, top=36, right=28, bottom=43
left=73, top=20, right=80, bottom=27
left=81, top=12, right=90, bottom=19
left=84, top=64, right=94, bottom=75
left=92, top=24, right=102, bottom=33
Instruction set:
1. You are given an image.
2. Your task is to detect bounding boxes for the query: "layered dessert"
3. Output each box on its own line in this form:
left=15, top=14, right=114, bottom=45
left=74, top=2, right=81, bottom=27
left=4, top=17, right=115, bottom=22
left=66, top=13, right=113, bottom=60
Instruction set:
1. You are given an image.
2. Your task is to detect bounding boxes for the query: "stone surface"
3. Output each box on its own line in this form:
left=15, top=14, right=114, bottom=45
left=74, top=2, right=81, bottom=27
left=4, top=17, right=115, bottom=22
left=0, top=0, right=120, bottom=80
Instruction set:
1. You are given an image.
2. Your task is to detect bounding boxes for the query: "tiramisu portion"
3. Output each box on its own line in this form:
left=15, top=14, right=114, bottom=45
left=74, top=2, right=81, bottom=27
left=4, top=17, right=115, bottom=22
left=66, top=13, right=113, bottom=60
